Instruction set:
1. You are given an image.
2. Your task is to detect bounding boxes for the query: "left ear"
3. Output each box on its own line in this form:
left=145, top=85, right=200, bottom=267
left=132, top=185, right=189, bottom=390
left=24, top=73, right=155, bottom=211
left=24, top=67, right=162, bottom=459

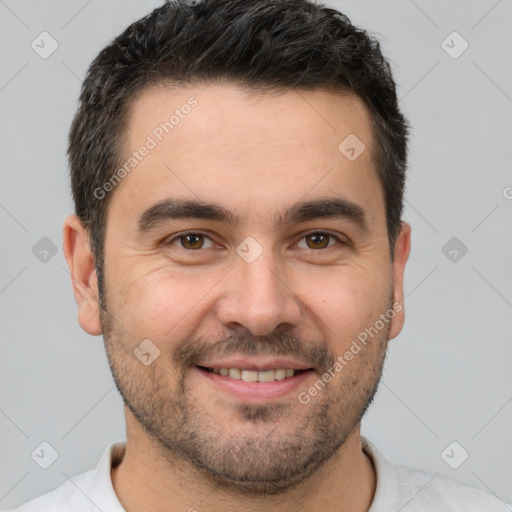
left=389, top=221, right=411, bottom=340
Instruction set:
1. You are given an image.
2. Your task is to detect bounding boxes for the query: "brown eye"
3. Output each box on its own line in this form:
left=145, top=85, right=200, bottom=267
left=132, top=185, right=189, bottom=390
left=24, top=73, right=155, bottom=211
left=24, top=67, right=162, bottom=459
left=296, top=232, right=342, bottom=250
left=306, top=233, right=330, bottom=249
left=181, top=234, right=204, bottom=250
left=168, top=233, right=214, bottom=250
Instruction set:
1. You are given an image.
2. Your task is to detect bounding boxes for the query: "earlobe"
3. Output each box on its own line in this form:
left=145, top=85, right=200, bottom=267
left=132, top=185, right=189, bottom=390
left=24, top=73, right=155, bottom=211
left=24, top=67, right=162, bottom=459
left=62, top=214, right=103, bottom=336
left=389, top=221, right=411, bottom=340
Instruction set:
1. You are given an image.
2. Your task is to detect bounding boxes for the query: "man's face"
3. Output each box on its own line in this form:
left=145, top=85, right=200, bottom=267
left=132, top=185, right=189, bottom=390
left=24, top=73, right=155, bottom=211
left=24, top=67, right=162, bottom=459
left=95, top=83, right=409, bottom=493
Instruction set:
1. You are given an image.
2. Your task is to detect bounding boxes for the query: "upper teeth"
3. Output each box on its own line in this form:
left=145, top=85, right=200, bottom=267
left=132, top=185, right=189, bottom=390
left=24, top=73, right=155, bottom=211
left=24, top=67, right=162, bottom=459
left=213, top=368, right=296, bottom=382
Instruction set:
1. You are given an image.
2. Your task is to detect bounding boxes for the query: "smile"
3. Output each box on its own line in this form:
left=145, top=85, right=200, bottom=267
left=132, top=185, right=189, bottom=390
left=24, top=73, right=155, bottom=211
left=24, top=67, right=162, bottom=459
left=195, top=364, right=315, bottom=401
left=198, top=366, right=308, bottom=382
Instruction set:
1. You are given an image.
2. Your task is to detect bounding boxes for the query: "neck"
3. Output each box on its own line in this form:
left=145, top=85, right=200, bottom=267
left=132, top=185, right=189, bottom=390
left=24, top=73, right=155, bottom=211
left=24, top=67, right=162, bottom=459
left=111, top=411, right=376, bottom=512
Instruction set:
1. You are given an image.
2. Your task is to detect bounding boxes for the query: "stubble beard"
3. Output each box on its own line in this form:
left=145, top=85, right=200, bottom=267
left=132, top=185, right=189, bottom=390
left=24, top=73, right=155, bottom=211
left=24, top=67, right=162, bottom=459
left=99, top=295, right=389, bottom=495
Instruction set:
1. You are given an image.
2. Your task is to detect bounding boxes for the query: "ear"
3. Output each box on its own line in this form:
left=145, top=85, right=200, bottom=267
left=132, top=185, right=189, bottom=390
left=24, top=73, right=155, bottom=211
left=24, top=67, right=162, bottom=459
left=389, top=221, right=411, bottom=340
left=62, top=214, right=102, bottom=336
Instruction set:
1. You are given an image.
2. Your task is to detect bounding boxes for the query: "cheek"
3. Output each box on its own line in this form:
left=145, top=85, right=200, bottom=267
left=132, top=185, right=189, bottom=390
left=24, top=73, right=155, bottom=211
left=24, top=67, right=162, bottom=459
left=302, top=264, right=392, bottom=347
left=113, top=264, right=218, bottom=344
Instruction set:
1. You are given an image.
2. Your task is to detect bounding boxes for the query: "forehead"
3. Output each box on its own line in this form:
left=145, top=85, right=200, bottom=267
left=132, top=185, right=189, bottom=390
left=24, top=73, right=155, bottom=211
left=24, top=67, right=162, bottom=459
left=109, top=82, right=384, bottom=232
left=127, top=82, right=373, bottom=154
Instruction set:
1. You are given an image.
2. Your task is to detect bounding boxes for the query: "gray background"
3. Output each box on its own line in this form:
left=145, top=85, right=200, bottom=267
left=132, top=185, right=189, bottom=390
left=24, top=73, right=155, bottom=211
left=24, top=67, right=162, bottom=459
left=0, top=0, right=511, bottom=509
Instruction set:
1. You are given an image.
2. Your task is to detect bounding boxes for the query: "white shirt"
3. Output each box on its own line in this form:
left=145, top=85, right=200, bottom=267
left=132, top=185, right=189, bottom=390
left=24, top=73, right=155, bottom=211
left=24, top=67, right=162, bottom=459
left=4, top=437, right=510, bottom=511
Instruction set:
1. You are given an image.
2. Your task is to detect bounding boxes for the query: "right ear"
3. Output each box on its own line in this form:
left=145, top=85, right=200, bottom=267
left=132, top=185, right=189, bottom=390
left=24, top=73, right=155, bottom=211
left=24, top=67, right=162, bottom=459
left=62, top=214, right=102, bottom=335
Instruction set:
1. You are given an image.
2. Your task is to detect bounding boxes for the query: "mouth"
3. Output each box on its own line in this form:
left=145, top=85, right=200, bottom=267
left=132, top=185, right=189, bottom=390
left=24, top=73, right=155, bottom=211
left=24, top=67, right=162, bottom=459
left=194, top=364, right=315, bottom=401
left=198, top=366, right=308, bottom=382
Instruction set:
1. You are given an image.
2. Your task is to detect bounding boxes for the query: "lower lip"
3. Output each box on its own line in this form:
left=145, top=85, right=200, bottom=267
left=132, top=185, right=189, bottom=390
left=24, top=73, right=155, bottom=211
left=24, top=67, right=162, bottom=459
left=195, top=367, right=314, bottom=401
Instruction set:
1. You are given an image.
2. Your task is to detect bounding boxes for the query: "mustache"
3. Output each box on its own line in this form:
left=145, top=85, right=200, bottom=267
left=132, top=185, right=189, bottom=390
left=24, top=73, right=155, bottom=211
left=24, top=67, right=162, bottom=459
left=174, top=331, right=335, bottom=372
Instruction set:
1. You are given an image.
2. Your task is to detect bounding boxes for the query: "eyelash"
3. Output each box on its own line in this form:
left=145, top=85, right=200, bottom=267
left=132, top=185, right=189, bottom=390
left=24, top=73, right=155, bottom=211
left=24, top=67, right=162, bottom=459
left=165, top=231, right=346, bottom=251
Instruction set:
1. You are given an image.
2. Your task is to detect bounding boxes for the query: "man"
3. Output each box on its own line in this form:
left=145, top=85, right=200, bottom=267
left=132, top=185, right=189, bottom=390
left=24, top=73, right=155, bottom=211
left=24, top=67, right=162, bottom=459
left=7, top=0, right=509, bottom=510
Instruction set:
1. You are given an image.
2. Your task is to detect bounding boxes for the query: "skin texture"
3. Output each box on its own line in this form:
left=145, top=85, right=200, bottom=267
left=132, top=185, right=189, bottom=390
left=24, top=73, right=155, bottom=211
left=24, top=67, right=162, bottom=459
left=63, top=83, right=411, bottom=512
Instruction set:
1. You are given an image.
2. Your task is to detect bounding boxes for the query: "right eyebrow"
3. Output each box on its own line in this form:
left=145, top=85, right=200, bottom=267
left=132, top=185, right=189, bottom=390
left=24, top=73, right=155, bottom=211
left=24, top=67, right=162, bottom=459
left=137, top=198, right=242, bottom=232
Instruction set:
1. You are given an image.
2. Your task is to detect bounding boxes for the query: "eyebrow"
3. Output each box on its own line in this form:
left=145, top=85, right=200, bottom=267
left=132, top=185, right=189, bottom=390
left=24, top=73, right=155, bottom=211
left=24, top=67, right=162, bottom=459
left=137, top=196, right=369, bottom=232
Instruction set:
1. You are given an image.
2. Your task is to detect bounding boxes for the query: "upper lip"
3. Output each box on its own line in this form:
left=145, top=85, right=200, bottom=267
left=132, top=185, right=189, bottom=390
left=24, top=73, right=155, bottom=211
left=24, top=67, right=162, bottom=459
left=196, top=358, right=313, bottom=372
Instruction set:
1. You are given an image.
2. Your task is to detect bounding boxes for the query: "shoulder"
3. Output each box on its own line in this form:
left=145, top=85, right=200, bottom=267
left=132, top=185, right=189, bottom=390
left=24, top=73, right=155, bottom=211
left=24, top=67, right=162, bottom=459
left=3, top=440, right=126, bottom=512
left=362, top=437, right=511, bottom=512
left=3, top=469, right=98, bottom=512
left=393, top=463, right=510, bottom=511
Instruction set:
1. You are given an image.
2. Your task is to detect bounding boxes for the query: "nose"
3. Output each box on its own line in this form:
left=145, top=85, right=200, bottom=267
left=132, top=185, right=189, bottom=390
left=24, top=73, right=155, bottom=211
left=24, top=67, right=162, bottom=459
left=215, top=246, right=303, bottom=336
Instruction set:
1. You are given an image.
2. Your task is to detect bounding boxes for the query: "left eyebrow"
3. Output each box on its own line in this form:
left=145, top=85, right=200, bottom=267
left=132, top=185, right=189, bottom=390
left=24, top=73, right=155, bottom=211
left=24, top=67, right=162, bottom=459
left=275, top=197, right=369, bottom=232
left=137, top=196, right=370, bottom=233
